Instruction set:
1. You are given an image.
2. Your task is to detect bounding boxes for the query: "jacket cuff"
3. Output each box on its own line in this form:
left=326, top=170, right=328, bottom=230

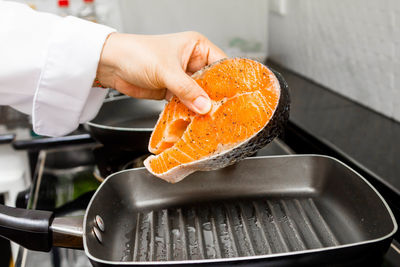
left=33, top=16, right=115, bottom=137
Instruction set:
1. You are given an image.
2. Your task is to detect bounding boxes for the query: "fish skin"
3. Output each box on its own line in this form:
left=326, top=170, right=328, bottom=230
left=144, top=58, right=290, bottom=183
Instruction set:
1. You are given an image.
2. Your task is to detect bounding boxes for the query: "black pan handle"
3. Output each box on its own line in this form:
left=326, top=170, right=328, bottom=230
left=12, top=134, right=95, bottom=150
left=0, top=204, right=54, bottom=252
left=0, top=204, right=84, bottom=251
left=0, top=134, right=16, bottom=144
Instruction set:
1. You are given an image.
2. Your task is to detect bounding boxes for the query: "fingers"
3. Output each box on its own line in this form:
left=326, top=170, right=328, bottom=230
left=185, top=32, right=227, bottom=74
left=115, top=79, right=167, bottom=100
left=164, top=69, right=211, bottom=114
left=161, top=33, right=225, bottom=114
left=104, top=31, right=225, bottom=114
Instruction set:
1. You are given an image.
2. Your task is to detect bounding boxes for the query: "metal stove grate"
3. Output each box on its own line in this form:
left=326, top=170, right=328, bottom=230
left=128, top=198, right=339, bottom=262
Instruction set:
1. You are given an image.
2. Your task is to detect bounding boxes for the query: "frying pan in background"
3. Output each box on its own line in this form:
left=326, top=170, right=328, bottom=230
left=12, top=96, right=165, bottom=153
left=0, top=155, right=396, bottom=266
left=86, top=95, right=165, bottom=152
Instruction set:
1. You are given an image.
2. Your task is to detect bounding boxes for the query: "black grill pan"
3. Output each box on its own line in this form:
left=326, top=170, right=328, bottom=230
left=0, top=155, right=396, bottom=266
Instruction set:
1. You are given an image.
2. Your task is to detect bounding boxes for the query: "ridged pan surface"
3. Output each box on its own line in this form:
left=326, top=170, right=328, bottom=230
left=84, top=155, right=397, bottom=266
left=126, top=197, right=339, bottom=261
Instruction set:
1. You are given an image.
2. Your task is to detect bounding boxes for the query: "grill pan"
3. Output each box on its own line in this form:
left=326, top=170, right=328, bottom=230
left=0, top=155, right=396, bottom=266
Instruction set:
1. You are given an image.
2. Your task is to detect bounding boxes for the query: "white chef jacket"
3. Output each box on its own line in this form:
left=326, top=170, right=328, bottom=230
left=0, top=1, right=116, bottom=137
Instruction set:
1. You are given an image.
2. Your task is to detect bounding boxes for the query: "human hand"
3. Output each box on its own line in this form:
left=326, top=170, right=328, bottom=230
left=95, top=31, right=227, bottom=114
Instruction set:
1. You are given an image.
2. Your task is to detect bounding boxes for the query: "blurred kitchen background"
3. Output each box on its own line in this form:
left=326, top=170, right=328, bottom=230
left=2, top=0, right=398, bottom=131
left=0, top=0, right=399, bottom=267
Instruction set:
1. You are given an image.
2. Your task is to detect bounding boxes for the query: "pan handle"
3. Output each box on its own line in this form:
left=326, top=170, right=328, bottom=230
left=0, top=204, right=54, bottom=252
left=0, top=204, right=84, bottom=251
left=51, top=216, right=84, bottom=249
left=12, top=134, right=95, bottom=151
left=0, top=134, right=16, bottom=144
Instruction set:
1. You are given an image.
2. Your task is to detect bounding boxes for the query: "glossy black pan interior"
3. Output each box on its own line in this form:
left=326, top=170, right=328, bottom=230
left=12, top=96, right=164, bottom=152
left=86, top=96, right=165, bottom=152
left=0, top=155, right=395, bottom=267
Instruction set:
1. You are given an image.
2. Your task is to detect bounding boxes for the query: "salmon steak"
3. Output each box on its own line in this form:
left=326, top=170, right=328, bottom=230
left=144, top=58, right=290, bottom=183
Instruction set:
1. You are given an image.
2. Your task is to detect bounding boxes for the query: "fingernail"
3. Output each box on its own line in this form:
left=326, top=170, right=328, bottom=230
left=193, top=95, right=211, bottom=114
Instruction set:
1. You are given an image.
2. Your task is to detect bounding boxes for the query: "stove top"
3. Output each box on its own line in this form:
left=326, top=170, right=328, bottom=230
left=268, top=61, right=400, bottom=199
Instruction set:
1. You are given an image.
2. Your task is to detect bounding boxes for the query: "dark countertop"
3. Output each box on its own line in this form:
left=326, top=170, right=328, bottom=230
left=268, top=61, right=400, bottom=196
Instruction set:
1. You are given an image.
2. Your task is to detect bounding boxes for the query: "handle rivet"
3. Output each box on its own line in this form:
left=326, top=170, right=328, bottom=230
left=95, top=215, right=105, bottom=232
left=93, top=227, right=103, bottom=243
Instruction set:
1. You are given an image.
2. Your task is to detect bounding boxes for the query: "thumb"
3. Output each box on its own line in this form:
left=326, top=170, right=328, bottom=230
left=164, top=70, right=212, bottom=114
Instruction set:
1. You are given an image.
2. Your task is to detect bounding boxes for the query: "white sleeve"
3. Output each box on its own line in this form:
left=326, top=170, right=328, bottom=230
left=0, top=1, right=116, bottom=137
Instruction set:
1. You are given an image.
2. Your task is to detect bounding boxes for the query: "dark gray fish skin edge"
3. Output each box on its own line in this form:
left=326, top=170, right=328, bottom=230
left=197, top=67, right=291, bottom=171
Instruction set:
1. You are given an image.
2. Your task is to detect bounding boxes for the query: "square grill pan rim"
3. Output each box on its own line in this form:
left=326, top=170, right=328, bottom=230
left=83, top=154, right=397, bottom=265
